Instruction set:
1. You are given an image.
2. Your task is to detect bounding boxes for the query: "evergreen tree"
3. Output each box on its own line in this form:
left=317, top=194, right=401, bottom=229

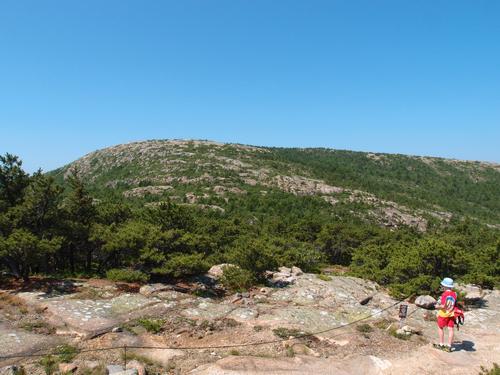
left=64, top=168, right=96, bottom=272
left=0, top=153, right=30, bottom=212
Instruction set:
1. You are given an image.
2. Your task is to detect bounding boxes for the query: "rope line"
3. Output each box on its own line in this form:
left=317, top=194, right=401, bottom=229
left=0, top=295, right=413, bottom=361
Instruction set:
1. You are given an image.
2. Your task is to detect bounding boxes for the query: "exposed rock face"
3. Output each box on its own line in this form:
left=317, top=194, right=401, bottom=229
left=414, top=295, right=437, bottom=310
left=123, top=185, right=172, bottom=197
left=0, top=322, right=61, bottom=361
left=2, top=271, right=499, bottom=375
left=189, top=354, right=394, bottom=375
left=139, top=283, right=172, bottom=297
left=270, top=175, right=344, bottom=196
left=15, top=292, right=167, bottom=338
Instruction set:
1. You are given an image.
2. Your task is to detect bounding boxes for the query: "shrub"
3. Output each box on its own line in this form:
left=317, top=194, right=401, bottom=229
left=479, top=363, right=500, bottom=375
left=80, top=365, right=107, bottom=375
left=272, top=327, right=308, bottom=339
left=220, top=266, right=255, bottom=292
left=226, top=237, right=278, bottom=278
left=389, top=327, right=410, bottom=340
left=272, top=241, right=325, bottom=273
left=137, top=318, right=165, bottom=333
left=374, top=319, right=393, bottom=330
left=39, top=355, right=58, bottom=375
left=317, top=274, right=332, bottom=282
left=356, top=323, right=373, bottom=333
left=55, top=344, right=78, bottom=363
left=106, top=268, right=148, bottom=283
left=152, top=253, right=209, bottom=279
left=253, top=325, right=265, bottom=332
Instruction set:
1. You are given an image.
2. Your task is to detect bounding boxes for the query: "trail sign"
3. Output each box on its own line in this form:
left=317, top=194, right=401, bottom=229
left=399, top=304, right=408, bottom=319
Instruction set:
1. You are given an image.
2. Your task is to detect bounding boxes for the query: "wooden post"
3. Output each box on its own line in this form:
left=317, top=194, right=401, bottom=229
left=124, top=345, right=127, bottom=370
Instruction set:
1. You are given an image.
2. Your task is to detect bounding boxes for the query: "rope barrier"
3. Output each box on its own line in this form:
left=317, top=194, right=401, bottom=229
left=0, top=294, right=413, bottom=361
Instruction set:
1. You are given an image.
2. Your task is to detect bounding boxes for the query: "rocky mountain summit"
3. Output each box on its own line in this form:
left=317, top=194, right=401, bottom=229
left=51, top=139, right=500, bottom=230
left=1, top=270, right=498, bottom=374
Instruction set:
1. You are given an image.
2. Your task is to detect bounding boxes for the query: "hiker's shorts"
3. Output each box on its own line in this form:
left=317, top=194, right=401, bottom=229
left=437, top=316, right=455, bottom=328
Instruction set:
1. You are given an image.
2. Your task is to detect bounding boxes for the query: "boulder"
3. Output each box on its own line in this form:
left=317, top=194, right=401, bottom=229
left=265, top=266, right=303, bottom=287
left=278, top=266, right=292, bottom=275
left=415, top=295, right=437, bottom=310
left=401, top=325, right=420, bottom=335
left=207, top=264, right=237, bottom=279
left=126, top=360, right=146, bottom=375
left=114, top=370, right=138, bottom=375
left=139, top=283, right=171, bottom=297
left=457, top=284, right=483, bottom=301
left=269, top=272, right=296, bottom=287
left=395, top=328, right=411, bottom=336
left=59, top=363, right=78, bottom=373
left=107, top=365, right=125, bottom=374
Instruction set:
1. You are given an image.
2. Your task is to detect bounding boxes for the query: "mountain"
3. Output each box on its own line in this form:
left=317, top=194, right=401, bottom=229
left=50, top=139, right=500, bottom=230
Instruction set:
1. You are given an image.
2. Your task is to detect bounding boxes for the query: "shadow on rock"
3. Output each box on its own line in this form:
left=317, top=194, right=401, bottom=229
left=454, top=340, right=476, bottom=352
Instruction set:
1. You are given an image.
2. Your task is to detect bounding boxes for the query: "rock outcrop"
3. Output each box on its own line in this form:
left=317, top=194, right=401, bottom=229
left=207, top=264, right=238, bottom=280
left=414, top=295, right=437, bottom=310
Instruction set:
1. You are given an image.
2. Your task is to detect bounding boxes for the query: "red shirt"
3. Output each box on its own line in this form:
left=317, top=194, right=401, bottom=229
left=438, top=290, right=457, bottom=318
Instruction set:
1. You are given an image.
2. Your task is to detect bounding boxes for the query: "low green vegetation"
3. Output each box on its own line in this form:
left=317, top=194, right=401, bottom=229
left=356, top=323, right=373, bottom=333
left=21, top=321, right=52, bottom=332
left=39, top=355, right=58, bottom=375
left=479, top=363, right=500, bottom=375
left=39, top=345, right=79, bottom=375
left=54, top=344, right=79, bottom=363
left=374, top=319, right=394, bottom=330
left=137, top=318, right=165, bottom=333
left=220, top=266, right=255, bottom=292
left=272, top=327, right=309, bottom=339
left=79, top=365, right=107, bottom=375
left=316, top=274, right=332, bottom=282
left=389, top=327, right=410, bottom=341
left=106, top=268, right=148, bottom=283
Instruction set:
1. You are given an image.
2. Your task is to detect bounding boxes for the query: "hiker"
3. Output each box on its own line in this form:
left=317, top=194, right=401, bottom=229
left=434, top=277, right=457, bottom=352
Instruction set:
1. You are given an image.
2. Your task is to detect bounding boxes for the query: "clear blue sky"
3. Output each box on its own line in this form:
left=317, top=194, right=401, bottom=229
left=1, top=1, right=499, bottom=173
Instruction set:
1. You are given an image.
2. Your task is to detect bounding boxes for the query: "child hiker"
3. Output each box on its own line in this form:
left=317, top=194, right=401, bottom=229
left=434, top=277, right=457, bottom=352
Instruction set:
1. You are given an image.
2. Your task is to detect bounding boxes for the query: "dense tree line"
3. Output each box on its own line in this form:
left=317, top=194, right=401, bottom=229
left=261, top=148, right=500, bottom=222
left=0, top=153, right=498, bottom=295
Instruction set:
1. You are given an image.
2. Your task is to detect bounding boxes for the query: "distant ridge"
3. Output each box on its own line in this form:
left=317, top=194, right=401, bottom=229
left=50, top=139, right=500, bottom=228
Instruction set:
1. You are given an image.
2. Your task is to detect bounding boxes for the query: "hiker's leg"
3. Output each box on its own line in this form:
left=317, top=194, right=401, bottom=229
left=448, top=326, right=454, bottom=347
left=438, top=326, right=444, bottom=345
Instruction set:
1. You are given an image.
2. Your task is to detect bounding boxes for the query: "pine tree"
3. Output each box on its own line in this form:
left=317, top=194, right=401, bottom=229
left=0, top=153, right=30, bottom=212
left=64, top=168, right=96, bottom=273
